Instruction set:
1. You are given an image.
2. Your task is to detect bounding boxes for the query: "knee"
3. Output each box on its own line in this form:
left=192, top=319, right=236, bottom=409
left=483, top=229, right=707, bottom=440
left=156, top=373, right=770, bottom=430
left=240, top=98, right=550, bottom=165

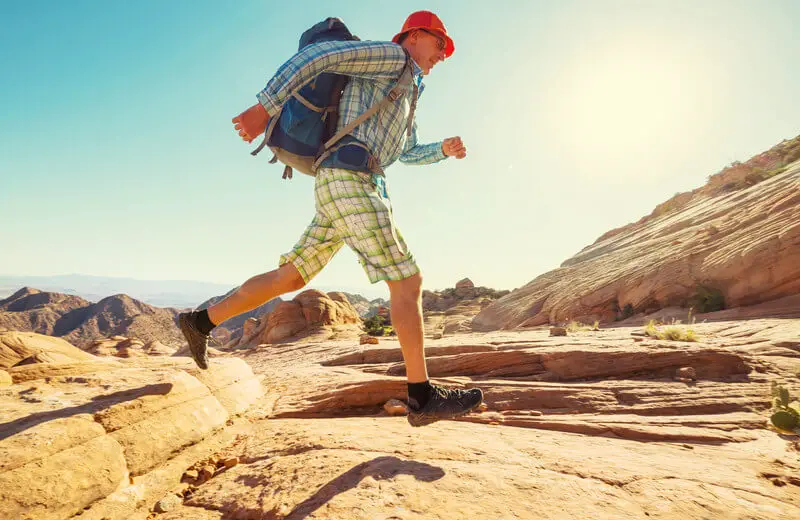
left=280, top=263, right=307, bottom=292
left=388, top=272, right=423, bottom=301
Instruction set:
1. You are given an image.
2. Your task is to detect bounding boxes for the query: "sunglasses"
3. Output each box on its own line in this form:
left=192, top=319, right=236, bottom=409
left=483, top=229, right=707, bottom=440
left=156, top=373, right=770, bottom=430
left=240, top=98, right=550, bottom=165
left=417, top=29, right=447, bottom=53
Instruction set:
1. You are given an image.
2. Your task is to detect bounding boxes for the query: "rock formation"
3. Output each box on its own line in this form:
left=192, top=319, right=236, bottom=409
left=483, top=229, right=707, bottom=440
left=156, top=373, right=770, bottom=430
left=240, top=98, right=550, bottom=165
left=85, top=336, right=177, bottom=358
left=0, top=332, right=261, bottom=520
left=229, top=289, right=362, bottom=347
left=474, top=137, right=800, bottom=330
left=152, top=313, right=799, bottom=519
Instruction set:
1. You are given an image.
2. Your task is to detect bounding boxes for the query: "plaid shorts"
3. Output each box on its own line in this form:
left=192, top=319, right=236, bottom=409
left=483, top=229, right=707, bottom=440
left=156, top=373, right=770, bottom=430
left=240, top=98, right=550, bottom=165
left=279, top=167, right=420, bottom=284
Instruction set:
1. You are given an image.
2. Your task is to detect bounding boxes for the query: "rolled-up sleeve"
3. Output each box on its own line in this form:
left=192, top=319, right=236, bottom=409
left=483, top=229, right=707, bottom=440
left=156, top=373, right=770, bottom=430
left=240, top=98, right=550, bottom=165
left=398, top=120, right=447, bottom=165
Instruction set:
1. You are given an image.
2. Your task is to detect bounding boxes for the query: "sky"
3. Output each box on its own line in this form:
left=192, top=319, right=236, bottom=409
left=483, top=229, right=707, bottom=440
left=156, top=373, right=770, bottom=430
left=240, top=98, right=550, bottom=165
left=2, top=0, right=799, bottom=300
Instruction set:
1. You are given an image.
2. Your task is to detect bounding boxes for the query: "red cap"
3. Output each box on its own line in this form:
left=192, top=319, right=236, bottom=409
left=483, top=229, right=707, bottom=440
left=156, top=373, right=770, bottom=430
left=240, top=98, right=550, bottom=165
left=392, top=10, right=455, bottom=58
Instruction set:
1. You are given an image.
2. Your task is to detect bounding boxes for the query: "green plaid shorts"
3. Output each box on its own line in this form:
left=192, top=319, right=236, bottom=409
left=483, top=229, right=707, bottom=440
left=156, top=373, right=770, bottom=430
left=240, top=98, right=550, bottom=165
left=279, top=167, right=420, bottom=284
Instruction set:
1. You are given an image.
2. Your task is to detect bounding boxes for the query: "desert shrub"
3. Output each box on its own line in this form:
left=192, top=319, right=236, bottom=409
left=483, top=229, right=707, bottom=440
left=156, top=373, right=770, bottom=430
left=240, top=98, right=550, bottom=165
left=688, top=285, right=725, bottom=313
left=769, top=382, right=800, bottom=433
left=566, top=321, right=600, bottom=333
left=363, top=315, right=385, bottom=336
left=643, top=319, right=697, bottom=342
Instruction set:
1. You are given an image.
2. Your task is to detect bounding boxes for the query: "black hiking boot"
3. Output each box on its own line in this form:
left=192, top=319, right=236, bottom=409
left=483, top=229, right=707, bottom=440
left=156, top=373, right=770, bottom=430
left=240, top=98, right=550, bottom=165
left=178, top=312, right=209, bottom=370
left=407, top=385, right=483, bottom=427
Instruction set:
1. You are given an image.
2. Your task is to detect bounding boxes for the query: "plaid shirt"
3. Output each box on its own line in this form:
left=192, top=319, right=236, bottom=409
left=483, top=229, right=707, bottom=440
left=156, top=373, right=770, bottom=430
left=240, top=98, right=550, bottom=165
left=257, top=40, right=446, bottom=169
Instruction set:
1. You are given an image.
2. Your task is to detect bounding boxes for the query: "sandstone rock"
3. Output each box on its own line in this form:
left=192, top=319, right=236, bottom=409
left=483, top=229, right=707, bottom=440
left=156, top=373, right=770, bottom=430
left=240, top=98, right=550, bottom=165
left=384, top=398, right=409, bottom=416
left=0, top=330, right=96, bottom=368
left=0, top=336, right=261, bottom=519
left=242, top=317, right=259, bottom=338
left=456, top=278, right=475, bottom=290
left=0, top=369, right=11, bottom=385
left=222, top=457, right=240, bottom=469
left=294, top=289, right=361, bottom=326
left=197, top=465, right=216, bottom=484
left=360, top=335, right=379, bottom=345
left=677, top=366, right=697, bottom=381
left=155, top=493, right=183, bottom=513
left=263, top=301, right=307, bottom=343
left=550, top=327, right=567, bottom=336
left=182, top=470, right=199, bottom=483
left=86, top=336, right=164, bottom=358
left=180, top=415, right=800, bottom=519
left=0, top=416, right=128, bottom=520
left=473, top=144, right=800, bottom=330
left=144, top=339, right=177, bottom=356
left=172, top=346, right=225, bottom=363
left=255, top=290, right=362, bottom=345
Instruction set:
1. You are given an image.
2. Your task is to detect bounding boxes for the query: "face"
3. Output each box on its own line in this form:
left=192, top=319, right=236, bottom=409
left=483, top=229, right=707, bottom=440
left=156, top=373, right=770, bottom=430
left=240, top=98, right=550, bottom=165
left=405, top=29, right=447, bottom=75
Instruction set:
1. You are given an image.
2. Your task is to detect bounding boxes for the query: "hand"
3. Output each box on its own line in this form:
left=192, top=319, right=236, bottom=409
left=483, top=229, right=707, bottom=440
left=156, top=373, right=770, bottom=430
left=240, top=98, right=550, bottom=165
left=232, top=103, right=270, bottom=143
left=442, top=136, right=467, bottom=159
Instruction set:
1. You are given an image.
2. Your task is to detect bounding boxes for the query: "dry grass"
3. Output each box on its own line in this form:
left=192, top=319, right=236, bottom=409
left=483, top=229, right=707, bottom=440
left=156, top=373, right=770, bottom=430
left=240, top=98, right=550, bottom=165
left=566, top=320, right=600, bottom=333
left=644, top=319, right=698, bottom=342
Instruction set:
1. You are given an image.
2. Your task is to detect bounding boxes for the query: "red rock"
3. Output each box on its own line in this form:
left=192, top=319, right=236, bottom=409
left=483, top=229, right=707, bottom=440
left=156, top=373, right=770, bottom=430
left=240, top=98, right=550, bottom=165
left=383, top=399, right=408, bottom=416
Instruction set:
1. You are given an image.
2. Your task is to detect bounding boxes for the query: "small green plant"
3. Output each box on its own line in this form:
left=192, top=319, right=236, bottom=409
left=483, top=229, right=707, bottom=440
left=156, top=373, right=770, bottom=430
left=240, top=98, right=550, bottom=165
left=362, top=315, right=396, bottom=336
left=643, top=319, right=698, bottom=342
left=688, top=285, right=725, bottom=313
left=769, top=382, right=800, bottom=434
left=621, top=303, right=634, bottom=320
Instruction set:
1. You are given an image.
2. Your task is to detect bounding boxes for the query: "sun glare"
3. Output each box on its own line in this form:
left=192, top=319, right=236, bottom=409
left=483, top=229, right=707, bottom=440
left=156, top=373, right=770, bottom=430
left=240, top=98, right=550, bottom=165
left=540, top=34, right=714, bottom=164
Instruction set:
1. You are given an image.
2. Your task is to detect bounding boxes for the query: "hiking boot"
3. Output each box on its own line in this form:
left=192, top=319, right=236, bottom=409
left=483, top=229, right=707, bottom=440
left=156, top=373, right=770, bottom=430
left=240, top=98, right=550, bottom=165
left=407, top=385, right=483, bottom=427
left=178, top=312, right=209, bottom=370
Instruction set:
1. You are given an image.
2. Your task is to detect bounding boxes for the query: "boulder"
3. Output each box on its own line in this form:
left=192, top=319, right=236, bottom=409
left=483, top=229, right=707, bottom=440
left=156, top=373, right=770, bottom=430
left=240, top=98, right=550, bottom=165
left=456, top=278, right=474, bottom=289
left=0, top=341, right=261, bottom=520
left=0, top=331, right=96, bottom=369
left=257, top=290, right=362, bottom=344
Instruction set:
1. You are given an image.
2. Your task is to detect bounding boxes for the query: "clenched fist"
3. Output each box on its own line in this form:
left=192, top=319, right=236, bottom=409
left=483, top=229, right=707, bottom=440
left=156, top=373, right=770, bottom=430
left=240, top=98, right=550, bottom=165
left=442, top=136, right=467, bottom=159
left=232, top=103, right=270, bottom=143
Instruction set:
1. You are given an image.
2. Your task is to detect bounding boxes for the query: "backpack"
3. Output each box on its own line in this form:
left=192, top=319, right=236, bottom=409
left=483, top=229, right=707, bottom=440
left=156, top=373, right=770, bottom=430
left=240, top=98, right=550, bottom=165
left=251, top=17, right=417, bottom=179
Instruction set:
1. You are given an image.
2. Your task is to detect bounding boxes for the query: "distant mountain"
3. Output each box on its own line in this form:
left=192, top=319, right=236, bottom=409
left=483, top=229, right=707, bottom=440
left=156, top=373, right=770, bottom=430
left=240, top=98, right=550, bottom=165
left=0, top=274, right=235, bottom=309
left=0, top=287, right=184, bottom=347
left=339, top=292, right=388, bottom=318
left=0, top=274, right=389, bottom=308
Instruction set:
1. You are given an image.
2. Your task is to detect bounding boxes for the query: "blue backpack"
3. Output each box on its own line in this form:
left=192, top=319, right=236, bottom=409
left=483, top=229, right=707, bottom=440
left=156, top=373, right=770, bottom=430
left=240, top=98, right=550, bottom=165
left=251, top=17, right=416, bottom=179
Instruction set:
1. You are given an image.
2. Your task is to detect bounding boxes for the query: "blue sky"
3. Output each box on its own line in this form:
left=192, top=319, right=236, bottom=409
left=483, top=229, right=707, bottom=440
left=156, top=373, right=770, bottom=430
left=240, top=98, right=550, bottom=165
left=2, top=0, right=799, bottom=300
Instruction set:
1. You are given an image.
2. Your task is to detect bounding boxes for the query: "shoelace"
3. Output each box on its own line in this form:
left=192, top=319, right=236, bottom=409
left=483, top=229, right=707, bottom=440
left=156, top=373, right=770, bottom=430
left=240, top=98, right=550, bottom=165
left=432, top=385, right=466, bottom=401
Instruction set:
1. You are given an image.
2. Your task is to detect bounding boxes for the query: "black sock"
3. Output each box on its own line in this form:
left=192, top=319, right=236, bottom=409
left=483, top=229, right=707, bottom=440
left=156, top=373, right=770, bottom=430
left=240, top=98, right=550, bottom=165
left=194, top=309, right=216, bottom=335
left=407, top=380, right=433, bottom=408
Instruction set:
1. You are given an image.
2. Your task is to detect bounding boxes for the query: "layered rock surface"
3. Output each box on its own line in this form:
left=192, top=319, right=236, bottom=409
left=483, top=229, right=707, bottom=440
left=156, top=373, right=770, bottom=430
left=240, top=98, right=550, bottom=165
left=474, top=145, right=800, bottom=330
left=0, top=333, right=261, bottom=520
left=151, top=316, right=799, bottom=519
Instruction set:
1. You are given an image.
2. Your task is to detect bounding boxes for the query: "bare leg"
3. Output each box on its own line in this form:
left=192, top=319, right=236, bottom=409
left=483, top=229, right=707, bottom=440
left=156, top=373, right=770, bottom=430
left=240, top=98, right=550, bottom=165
left=386, top=273, right=428, bottom=383
left=208, top=263, right=305, bottom=326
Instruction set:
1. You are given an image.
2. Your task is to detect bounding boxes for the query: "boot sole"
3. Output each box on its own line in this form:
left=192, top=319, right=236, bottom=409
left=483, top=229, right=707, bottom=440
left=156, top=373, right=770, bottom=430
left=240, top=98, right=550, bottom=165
left=178, top=315, right=209, bottom=370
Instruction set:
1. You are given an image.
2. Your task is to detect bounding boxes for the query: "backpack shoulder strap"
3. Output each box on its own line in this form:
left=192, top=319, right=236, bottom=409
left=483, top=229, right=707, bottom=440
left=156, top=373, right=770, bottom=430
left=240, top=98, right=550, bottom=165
left=322, top=49, right=416, bottom=151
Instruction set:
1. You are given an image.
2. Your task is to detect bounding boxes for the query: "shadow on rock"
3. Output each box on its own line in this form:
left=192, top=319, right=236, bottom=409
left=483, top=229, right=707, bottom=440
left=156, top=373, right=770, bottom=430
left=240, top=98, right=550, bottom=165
left=0, top=382, right=173, bottom=440
left=226, top=456, right=444, bottom=520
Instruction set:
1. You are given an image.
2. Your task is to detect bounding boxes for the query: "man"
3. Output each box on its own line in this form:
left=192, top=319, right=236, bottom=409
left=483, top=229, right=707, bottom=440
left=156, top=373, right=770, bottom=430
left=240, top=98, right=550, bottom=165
left=179, top=11, right=483, bottom=427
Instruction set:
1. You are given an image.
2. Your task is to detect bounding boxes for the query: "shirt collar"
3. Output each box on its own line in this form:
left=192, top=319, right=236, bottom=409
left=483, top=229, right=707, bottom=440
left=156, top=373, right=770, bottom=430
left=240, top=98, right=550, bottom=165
left=408, top=57, right=426, bottom=94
